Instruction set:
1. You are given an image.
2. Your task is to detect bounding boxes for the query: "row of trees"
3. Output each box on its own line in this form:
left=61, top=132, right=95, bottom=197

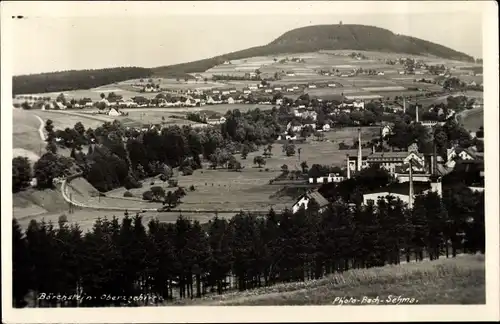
left=12, top=183, right=484, bottom=307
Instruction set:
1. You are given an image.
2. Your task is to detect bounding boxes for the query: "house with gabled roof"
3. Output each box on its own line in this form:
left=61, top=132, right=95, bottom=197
left=292, top=190, right=329, bottom=214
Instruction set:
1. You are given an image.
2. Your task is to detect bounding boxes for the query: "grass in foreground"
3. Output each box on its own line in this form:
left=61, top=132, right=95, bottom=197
left=178, top=254, right=485, bottom=305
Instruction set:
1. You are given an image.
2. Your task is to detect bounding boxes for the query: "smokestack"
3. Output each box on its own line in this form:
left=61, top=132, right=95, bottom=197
left=408, top=159, right=414, bottom=209
left=432, top=141, right=437, bottom=175
left=415, top=103, right=419, bottom=123
left=403, top=96, right=406, bottom=114
left=346, top=154, right=351, bottom=179
left=357, top=128, right=362, bottom=172
left=372, top=145, right=375, bottom=154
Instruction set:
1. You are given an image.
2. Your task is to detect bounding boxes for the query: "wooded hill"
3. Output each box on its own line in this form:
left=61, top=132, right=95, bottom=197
left=12, top=24, right=474, bottom=95
left=152, top=24, right=474, bottom=77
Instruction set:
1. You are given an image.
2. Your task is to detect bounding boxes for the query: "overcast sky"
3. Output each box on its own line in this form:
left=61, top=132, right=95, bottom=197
left=5, top=1, right=484, bottom=75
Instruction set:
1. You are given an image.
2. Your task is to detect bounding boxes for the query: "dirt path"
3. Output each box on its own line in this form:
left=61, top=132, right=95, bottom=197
left=33, top=114, right=46, bottom=141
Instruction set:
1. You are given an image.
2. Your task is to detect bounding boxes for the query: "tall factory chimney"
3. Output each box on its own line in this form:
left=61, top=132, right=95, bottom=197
left=346, top=154, right=351, bottom=179
left=403, top=96, right=406, bottom=114
left=408, top=159, right=414, bottom=209
left=432, top=141, right=437, bottom=175
left=415, top=102, right=419, bottom=123
left=357, top=128, right=362, bottom=172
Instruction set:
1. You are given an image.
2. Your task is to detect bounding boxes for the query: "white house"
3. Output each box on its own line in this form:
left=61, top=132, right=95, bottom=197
left=381, top=125, right=392, bottom=138
left=276, top=98, right=283, bottom=105
left=273, top=87, right=282, bottom=91
left=328, top=83, right=337, bottom=87
left=54, top=101, right=66, bottom=110
left=207, top=116, right=227, bottom=125
left=108, top=108, right=121, bottom=117
left=277, top=134, right=297, bottom=141
left=243, top=90, right=251, bottom=95
left=265, top=89, right=273, bottom=93
left=207, top=96, right=223, bottom=105
left=227, top=97, right=235, bottom=104
left=212, top=90, right=220, bottom=94
left=309, top=173, right=345, bottom=184
left=291, top=190, right=329, bottom=214
left=446, top=147, right=476, bottom=168
left=293, top=86, right=299, bottom=90
left=308, top=84, right=317, bottom=89
left=377, top=72, right=385, bottom=76
left=353, top=101, right=365, bottom=110
left=286, top=87, right=295, bottom=92
left=248, top=85, right=258, bottom=90
left=322, top=124, right=331, bottom=132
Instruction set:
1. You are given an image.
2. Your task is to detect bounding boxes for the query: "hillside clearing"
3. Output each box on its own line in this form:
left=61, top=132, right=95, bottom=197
left=177, top=254, right=485, bottom=305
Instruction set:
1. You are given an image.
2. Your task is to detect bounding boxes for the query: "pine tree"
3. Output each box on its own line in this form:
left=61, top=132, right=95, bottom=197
left=208, top=216, right=233, bottom=294
left=12, top=219, right=30, bottom=307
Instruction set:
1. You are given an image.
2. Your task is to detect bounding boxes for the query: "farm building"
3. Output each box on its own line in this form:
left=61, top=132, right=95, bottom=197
left=445, top=146, right=482, bottom=168
left=308, top=173, right=345, bottom=184
left=292, top=190, right=329, bottom=214
left=207, top=116, right=227, bottom=125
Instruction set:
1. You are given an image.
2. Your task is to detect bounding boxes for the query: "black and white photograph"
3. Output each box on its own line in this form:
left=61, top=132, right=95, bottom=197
left=2, top=1, right=499, bottom=322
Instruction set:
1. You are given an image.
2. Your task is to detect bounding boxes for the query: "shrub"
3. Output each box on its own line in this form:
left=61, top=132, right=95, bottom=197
left=124, top=175, right=142, bottom=189
left=189, top=185, right=195, bottom=191
left=182, top=166, right=193, bottom=176
left=168, top=179, right=178, bottom=187
left=142, top=190, right=154, bottom=201
left=150, top=181, right=155, bottom=185
left=123, top=191, right=133, bottom=198
left=265, top=168, right=270, bottom=172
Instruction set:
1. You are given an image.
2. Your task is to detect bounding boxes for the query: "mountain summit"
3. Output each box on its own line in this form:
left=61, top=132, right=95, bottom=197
left=153, top=24, right=474, bottom=77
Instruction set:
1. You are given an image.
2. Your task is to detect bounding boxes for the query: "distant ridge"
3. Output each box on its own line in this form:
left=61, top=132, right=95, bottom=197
left=13, top=24, right=475, bottom=95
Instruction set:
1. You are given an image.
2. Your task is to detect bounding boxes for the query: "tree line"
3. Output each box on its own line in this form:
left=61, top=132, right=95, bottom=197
left=13, top=67, right=152, bottom=95
left=12, top=181, right=484, bottom=307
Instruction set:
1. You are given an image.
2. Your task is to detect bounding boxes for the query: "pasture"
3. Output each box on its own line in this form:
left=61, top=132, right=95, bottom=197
left=35, top=110, right=113, bottom=129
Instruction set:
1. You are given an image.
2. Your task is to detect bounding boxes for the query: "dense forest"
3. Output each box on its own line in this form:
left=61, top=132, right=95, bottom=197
left=12, top=181, right=484, bottom=307
left=12, top=67, right=152, bottom=95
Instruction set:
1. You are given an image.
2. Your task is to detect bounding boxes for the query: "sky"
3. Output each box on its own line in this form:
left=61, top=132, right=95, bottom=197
left=5, top=1, right=485, bottom=76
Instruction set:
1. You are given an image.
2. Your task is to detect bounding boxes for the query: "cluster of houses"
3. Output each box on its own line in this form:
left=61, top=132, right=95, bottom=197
left=293, top=123, right=484, bottom=214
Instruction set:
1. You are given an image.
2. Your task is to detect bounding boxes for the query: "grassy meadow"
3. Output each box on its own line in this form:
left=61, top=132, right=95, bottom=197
left=176, top=254, right=485, bottom=305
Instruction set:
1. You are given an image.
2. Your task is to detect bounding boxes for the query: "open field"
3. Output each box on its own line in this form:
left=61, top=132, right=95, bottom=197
left=35, top=110, right=114, bottom=129
left=178, top=254, right=485, bottom=305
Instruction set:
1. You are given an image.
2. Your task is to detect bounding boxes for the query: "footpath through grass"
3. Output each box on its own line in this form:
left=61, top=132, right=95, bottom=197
left=176, top=254, right=485, bottom=305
